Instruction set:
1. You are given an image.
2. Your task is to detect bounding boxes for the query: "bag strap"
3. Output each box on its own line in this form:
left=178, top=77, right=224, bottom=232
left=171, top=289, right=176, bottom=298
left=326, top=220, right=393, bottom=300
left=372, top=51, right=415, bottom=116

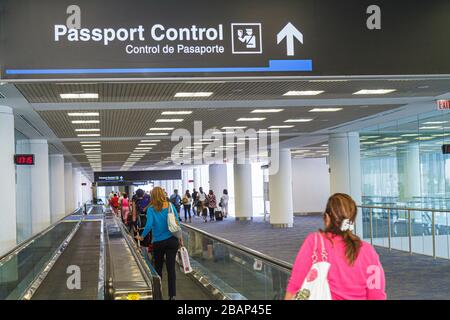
left=312, top=232, right=328, bottom=263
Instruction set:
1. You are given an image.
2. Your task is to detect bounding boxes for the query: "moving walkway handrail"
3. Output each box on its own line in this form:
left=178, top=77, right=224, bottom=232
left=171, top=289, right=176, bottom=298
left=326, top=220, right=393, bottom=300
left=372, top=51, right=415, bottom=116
left=0, top=205, right=86, bottom=263
left=181, top=223, right=293, bottom=271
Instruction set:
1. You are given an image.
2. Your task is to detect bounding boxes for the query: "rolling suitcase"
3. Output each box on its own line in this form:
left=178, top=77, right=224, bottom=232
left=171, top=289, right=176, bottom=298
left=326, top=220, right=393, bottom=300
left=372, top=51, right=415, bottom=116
left=215, top=210, right=223, bottom=221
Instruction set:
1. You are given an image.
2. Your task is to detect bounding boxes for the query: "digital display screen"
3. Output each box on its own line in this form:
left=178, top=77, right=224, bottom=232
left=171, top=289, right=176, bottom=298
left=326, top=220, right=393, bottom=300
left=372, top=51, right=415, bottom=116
left=442, top=145, right=450, bottom=154
left=14, top=154, right=35, bottom=165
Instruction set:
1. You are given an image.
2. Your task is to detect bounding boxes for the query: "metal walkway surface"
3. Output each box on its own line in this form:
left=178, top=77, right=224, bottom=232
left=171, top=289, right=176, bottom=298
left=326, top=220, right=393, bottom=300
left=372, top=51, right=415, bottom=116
left=31, top=221, right=102, bottom=300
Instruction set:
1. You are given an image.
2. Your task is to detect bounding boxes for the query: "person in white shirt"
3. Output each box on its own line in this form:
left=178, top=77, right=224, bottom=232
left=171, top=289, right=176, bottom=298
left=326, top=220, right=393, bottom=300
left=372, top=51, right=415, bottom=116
left=220, top=189, right=229, bottom=218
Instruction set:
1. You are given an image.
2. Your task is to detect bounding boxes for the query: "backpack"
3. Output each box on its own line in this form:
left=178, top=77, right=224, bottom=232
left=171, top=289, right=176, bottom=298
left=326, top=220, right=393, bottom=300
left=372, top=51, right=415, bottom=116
left=135, top=194, right=150, bottom=214
left=170, top=194, right=181, bottom=206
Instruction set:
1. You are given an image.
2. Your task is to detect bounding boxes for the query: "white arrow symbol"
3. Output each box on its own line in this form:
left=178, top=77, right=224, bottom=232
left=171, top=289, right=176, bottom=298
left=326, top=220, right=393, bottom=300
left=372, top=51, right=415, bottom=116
left=277, top=22, right=303, bottom=56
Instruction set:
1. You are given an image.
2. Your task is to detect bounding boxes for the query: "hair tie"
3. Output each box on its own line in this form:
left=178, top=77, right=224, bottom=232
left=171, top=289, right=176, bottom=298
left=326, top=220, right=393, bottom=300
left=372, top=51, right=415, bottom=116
left=340, top=219, right=354, bottom=232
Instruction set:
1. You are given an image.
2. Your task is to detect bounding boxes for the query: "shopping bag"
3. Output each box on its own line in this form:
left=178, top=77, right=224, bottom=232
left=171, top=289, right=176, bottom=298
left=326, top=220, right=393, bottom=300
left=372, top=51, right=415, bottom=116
left=177, top=246, right=193, bottom=274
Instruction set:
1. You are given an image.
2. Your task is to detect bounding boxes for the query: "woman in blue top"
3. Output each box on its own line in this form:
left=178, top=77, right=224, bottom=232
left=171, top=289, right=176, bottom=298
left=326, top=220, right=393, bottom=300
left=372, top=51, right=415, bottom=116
left=137, top=186, right=182, bottom=300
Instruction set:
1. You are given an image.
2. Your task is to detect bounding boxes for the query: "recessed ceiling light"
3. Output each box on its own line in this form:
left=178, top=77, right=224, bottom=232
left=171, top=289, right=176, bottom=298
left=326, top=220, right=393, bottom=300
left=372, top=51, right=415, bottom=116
left=268, top=125, right=294, bottom=129
left=251, top=109, right=284, bottom=113
left=423, top=121, right=448, bottom=125
left=75, top=128, right=100, bottom=132
left=353, top=89, right=396, bottom=95
left=308, top=79, right=348, bottom=82
left=138, top=143, right=157, bottom=146
left=68, top=112, right=100, bottom=117
left=419, top=126, right=443, bottom=130
left=174, top=92, right=213, bottom=97
left=416, top=137, right=434, bottom=140
left=380, top=137, right=401, bottom=141
left=156, top=119, right=184, bottom=123
left=77, top=134, right=100, bottom=137
left=85, top=150, right=101, bottom=153
left=141, top=140, right=161, bottom=143
left=283, top=90, right=324, bottom=96
left=71, top=120, right=100, bottom=124
left=238, top=137, right=258, bottom=141
left=149, top=127, right=174, bottom=131
left=401, top=134, right=420, bottom=137
left=161, top=111, right=193, bottom=115
left=309, top=108, right=343, bottom=112
left=80, top=141, right=101, bottom=144
left=135, top=147, right=153, bottom=150
left=361, top=141, right=377, bottom=145
left=221, top=126, right=247, bottom=130
left=200, top=138, right=220, bottom=142
left=60, top=93, right=99, bottom=99
left=236, top=118, right=266, bottom=121
left=83, top=148, right=101, bottom=151
left=284, top=118, right=314, bottom=123
left=146, top=132, right=169, bottom=136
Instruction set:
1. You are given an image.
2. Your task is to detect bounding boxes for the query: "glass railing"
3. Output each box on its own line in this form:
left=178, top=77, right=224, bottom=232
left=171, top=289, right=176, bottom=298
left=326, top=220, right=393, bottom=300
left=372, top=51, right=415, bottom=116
left=359, top=205, right=450, bottom=259
left=181, top=224, right=292, bottom=300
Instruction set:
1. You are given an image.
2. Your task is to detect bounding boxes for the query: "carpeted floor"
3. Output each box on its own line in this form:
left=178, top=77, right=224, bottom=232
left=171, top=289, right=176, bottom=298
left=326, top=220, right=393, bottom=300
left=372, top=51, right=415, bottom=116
left=186, top=214, right=450, bottom=300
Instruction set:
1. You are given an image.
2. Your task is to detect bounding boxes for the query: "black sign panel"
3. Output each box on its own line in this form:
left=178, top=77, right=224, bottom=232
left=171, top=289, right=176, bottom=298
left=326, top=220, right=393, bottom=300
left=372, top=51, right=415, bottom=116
left=94, top=170, right=181, bottom=183
left=14, top=154, right=35, bottom=165
left=1, top=0, right=450, bottom=80
left=442, top=145, right=450, bottom=155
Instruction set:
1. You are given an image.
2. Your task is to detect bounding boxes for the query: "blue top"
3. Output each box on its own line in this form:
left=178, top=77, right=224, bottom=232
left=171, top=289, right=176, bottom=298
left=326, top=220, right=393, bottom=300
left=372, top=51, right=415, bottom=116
left=141, top=203, right=180, bottom=243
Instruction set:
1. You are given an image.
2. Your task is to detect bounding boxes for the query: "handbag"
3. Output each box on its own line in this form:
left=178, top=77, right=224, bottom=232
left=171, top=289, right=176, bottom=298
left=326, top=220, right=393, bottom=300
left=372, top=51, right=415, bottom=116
left=293, top=232, right=332, bottom=300
left=167, top=203, right=182, bottom=240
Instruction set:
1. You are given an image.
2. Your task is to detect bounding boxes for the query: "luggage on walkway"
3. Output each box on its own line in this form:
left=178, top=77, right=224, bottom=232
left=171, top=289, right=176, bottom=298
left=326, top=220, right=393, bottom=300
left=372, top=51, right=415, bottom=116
left=176, top=246, right=193, bottom=274
left=215, top=210, right=223, bottom=221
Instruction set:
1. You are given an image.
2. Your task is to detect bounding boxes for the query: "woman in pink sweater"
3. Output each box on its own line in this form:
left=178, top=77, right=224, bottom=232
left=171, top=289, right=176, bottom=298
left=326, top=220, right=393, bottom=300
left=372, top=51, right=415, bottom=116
left=285, top=193, right=386, bottom=300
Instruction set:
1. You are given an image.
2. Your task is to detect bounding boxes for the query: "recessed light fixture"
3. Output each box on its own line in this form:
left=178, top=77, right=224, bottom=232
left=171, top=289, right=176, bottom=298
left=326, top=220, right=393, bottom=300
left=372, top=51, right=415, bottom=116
left=80, top=141, right=101, bottom=144
left=138, top=143, right=157, bottom=146
left=156, top=119, right=184, bottom=123
left=221, top=126, right=247, bottom=130
left=135, top=147, right=153, bottom=150
left=283, top=90, right=324, bottom=96
left=416, top=137, right=434, bottom=140
left=146, top=132, right=169, bottom=136
left=419, top=126, right=443, bottom=130
left=60, top=93, right=99, bottom=99
left=200, top=138, right=220, bottom=142
left=236, top=118, right=266, bottom=121
left=174, top=92, right=213, bottom=97
left=75, top=128, right=100, bottom=132
left=353, top=89, right=396, bottom=95
left=161, top=111, right=193, bottom=115
left=141, top=140, right=161, bottom=143
left=401, top=134, right=420, bottom=137
left=268, top=125, right=294, bottom=129
left=71, top=120, right=100, bottom=124
left=361, top=141, right=377, bottom=145
left=83, top=148, right=101, bottom=151
left=284, top=118, right=314, bottom=123
left=77, top=134, right=100, bottom=137
left=251, top=109, right=284, bottom=113
left=85, top=150, right=101, bottom=153
left=68, top=112, right=100, bottom=117
left=423, top=121, right=448, bottom=125
left=238, top=137, right=258, bottom=141
left=309, top=108, right=343, bottom=112
left=380, top=137, right=401, bottom=141
left=149, top=127, right=174, bottom=131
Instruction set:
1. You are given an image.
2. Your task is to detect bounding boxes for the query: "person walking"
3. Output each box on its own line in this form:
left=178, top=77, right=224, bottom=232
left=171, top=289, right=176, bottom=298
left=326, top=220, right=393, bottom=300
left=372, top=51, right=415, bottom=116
left=182, top=190, right=192, bottom=223
left=111, top=193, right=119, bottom=217
left=219, top=189, right=229, bottom=218
left=284, top=193, right=386, bottom=300
left=120, top=193, right=130, bottom=223
left=206, top=190, right=217, bottom=222
left=137, top=187, right=182, bottom=300
left=192, top=189, right=199, bottom=216
left=170, top=189, right=182, bottom=221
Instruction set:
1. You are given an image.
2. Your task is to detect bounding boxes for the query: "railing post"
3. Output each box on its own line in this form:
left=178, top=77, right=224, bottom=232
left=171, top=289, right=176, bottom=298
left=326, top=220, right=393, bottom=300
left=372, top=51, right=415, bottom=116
left=369, top=207, right=373, bottom=245
left=432, top=211, right=436, bottom=259
left=408, top=209, right=412, bottom=255
left=387, top=208, right=391, bottom=250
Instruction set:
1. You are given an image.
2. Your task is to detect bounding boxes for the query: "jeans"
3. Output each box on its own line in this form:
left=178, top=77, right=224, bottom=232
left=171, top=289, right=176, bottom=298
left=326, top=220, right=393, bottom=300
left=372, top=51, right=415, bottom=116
left=209, top=207, right=215, bottom=220
left=184, top=205, right=191, bottom=220
left=153, top=236, right=179, bottom=298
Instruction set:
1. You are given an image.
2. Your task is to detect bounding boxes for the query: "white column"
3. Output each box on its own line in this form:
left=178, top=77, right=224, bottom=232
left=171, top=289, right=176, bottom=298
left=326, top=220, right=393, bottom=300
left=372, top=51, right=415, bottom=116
left=16, top=139, right=51, bottom=235
left=49, top=154, right=65, bottom=222
left=233, top=163, right=253, bottom=220
left=64, top=163, right=74, bottom=214
left=0, top=106, right=17, bottom=254
left=193, top=168, right=201, bottom=190
left=397, top=143, right=421, bottom=201
left=72, top=168, right=82, bottom=209
left=182, top=170, right=189, bottom=193
left=209, top=164, right=228, bottom=196
left=269, top=149, right=294, bottom=227
left=329, top=132, right=363, bottom=236
left=167, top=180, right=174, bottom=195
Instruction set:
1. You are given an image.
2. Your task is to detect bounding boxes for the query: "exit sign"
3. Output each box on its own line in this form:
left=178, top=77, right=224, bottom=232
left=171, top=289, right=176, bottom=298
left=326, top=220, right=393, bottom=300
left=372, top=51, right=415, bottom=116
left=14, top=154, right=35, bottom=165
left=437, top=100, right=450, bottom=110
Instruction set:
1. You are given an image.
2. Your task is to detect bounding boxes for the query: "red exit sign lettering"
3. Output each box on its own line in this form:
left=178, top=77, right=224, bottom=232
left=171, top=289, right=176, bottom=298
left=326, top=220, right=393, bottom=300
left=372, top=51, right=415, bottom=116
left=14, top=154, right=35, bottom=165
left=437, top=100, right=450, bottom=110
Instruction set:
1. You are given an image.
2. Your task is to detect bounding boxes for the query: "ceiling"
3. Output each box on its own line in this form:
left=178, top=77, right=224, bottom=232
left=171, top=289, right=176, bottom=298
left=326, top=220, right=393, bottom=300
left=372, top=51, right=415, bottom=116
left=4, top=77, right=450, bottom=174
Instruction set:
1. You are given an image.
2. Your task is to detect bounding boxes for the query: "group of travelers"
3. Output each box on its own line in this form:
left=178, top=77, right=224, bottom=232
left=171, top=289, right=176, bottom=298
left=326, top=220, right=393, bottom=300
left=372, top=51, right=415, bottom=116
left=108, top=188, right=386, bottom=300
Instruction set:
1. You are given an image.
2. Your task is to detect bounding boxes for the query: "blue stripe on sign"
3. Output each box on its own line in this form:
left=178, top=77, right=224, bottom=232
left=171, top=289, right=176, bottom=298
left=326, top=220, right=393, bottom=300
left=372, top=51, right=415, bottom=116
left=5, top=59, right=312, bottom=75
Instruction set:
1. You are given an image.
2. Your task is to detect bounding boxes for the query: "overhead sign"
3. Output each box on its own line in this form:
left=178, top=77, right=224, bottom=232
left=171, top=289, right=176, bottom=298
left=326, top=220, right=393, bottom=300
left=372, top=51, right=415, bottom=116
left=437, top=100, right=450, bottom=110
left=94, top=170, right=181, bottom=183
left=1, top=0, right=450, bottom=80
left=14, top=154, right=35, bottom=165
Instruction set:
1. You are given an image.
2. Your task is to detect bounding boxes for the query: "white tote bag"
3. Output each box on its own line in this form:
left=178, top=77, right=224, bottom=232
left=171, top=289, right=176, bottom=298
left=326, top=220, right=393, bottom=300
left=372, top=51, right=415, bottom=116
left=293, top=232, right=332, bottom=300
left=177, top=246, right=193, bottom=274
left=167, top=203, right=182, bottom=239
